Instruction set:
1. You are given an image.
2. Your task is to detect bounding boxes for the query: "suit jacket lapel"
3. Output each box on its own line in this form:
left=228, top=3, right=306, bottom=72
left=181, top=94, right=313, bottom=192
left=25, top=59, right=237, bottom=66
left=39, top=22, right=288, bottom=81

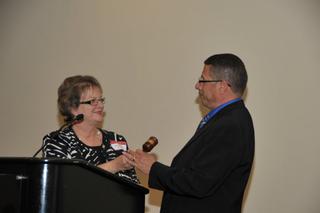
left=171, top=118, right=215, bottom=165
left=184, top=120, right=212, bottom=149
left=172, top=100, right=244, bottom=165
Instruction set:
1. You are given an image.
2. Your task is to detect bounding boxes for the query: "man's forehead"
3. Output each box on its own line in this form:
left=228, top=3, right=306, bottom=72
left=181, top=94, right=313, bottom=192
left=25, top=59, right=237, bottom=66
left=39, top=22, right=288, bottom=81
left=202, top=65, right=214, bottom=77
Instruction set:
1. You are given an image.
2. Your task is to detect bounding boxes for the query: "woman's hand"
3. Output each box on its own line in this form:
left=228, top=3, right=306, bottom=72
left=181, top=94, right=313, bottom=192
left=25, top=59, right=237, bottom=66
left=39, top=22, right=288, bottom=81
left=98, top=152, right=135, bottom=173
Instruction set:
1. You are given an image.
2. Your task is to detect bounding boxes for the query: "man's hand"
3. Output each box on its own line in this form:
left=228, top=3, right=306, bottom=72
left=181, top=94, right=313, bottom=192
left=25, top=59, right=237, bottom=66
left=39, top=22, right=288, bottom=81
left=124, top=149, right=157, bottom=175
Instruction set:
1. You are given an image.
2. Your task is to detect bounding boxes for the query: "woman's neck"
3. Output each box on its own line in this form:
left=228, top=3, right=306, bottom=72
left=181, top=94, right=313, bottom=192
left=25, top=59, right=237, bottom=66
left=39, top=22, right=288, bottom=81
left=72, top=123, right=102, bottom=146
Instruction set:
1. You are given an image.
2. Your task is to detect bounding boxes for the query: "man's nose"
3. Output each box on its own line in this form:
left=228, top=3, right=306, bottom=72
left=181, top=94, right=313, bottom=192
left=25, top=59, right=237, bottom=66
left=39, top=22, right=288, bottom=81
left=195, top=81, right=201, bottom=90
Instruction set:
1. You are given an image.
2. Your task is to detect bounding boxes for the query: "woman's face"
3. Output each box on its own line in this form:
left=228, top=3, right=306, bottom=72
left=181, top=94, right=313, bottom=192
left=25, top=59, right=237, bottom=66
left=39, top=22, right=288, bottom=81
left=71, top=86, right=105, bottom=125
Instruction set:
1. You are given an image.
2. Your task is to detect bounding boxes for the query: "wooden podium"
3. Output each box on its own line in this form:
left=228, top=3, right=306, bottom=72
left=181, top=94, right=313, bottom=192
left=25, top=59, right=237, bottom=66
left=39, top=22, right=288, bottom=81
left=0, top=157, right=149, bottom=213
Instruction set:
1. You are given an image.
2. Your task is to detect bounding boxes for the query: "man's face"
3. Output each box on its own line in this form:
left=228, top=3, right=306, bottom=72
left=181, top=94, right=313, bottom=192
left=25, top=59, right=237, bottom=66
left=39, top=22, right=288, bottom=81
left=195, top=65, right=221, bottom=110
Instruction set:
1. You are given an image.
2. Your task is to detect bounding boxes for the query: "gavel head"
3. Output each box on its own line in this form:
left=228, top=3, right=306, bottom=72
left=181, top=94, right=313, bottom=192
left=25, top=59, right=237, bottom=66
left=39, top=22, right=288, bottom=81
left=143, top=136, right=158, bottom=152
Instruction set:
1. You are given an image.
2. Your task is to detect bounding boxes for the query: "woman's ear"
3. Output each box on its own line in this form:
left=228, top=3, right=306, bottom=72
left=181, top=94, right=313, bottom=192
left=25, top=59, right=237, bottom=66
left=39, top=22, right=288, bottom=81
left=70, top=107, right=78, bottom=117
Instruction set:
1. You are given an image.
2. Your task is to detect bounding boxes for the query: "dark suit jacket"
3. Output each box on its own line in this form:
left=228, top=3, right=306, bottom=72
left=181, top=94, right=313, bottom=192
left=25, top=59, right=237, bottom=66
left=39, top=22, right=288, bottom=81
left=149, top=100, right=254, bottom=213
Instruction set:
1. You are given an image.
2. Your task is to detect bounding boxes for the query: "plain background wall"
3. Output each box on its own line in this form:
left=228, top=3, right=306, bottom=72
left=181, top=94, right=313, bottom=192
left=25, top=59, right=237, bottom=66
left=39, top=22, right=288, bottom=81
left=1, top=0, right=320, bottom=212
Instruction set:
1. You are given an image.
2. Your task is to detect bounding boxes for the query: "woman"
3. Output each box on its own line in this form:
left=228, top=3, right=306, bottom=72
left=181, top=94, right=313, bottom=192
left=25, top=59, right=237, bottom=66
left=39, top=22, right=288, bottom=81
left=43, top=75, right=138, bottom=183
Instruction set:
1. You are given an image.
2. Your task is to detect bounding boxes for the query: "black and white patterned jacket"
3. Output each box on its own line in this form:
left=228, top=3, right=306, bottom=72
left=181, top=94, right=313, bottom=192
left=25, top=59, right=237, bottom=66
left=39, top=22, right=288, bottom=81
left=42, top=126, right=139, bottom=184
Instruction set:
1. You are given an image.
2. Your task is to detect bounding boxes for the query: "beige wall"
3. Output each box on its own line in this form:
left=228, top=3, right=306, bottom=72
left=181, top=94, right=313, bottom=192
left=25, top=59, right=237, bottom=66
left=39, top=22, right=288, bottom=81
left=1, top=0, right=320, bottom=212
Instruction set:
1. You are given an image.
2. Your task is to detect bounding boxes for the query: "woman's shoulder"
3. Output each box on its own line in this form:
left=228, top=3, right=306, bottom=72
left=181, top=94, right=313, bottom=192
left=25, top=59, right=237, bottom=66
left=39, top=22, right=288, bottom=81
left=43, top=127, right=77, bottom=145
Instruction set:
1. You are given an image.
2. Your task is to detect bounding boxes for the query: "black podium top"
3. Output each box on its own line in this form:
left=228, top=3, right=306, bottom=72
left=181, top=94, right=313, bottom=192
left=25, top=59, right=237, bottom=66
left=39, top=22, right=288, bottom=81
left=0, top=157, right=149, bottom=213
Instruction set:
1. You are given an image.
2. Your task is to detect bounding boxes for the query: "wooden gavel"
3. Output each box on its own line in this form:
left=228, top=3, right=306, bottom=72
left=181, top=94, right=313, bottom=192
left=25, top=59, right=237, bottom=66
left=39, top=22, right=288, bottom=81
left=142, top=136, right=158, bottom=152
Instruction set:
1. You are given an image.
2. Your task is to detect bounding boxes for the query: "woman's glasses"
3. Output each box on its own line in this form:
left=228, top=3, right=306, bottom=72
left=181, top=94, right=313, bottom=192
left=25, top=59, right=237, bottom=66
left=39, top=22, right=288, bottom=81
left=79, top=97, right=105, bottom=106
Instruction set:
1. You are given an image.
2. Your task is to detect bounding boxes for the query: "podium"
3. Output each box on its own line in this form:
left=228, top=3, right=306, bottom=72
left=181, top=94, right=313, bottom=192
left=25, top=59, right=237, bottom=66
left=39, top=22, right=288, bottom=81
left=0, top=157, right=149, bottom=213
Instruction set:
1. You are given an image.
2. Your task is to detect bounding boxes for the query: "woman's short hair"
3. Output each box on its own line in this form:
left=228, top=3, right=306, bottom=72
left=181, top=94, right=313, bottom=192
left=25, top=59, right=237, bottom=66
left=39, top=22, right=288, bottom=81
left=57, top=75, right=102, bottom=121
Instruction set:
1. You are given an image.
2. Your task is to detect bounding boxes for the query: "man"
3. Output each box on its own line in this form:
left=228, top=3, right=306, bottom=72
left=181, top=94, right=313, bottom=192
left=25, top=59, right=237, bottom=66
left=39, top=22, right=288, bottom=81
left=128, top=53, right=254, bottom=213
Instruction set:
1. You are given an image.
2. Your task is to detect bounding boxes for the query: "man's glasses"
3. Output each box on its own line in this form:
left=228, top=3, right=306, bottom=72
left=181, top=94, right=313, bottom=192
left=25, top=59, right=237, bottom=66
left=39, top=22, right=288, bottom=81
left=198, top=78, right=231, bottom=87
left=198, top=79, right=222, bottom=83
left=79, top=97, right=105, bottom=106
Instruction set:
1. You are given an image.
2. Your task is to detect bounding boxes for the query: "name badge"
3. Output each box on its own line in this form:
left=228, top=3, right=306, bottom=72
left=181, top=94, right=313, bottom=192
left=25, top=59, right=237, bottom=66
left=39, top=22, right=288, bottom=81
left=110, top=140, right=127, bottom=151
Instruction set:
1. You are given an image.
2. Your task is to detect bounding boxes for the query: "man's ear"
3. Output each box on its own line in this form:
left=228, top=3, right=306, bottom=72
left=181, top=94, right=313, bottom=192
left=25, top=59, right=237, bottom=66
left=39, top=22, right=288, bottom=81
left=219, top=80, right=230, bottom=93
